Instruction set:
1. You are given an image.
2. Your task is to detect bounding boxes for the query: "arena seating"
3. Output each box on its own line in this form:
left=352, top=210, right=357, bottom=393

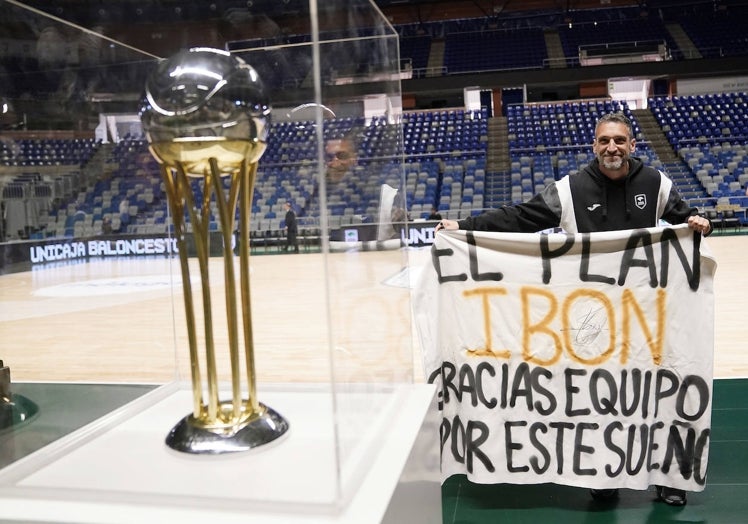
left=649, top=92, right=748, bottom=149
left=0, top=138, right=99, bottom=167
left=675, top=5, right=748, bottom=58
left=399, top=35, right=432, bottom=74
left=2, top=93, right=746, bottom=241
left=4, top=4, right=748, bottom=110
left=557, top=9, right=677, bottom=63
left=394, top=4, right=748, bottom=75
left=503, top=99, right=659, bottom=206
left=507, top=99, right=640, bottom=151
left=444, top=27, right=547, bottom=74
left=648, top=92, right=748, bottom=226
left=3, top=3, right=748, bottom=242
left=222, top=4, right=736, bottom=84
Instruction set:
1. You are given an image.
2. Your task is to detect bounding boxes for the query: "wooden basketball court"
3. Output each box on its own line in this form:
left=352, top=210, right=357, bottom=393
left=1, top=234, right=746, bottom=385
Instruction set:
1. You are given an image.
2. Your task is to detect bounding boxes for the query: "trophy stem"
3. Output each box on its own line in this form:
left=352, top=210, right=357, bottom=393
left=240, top=161, right=260, bottom=412
left=160, top=165, right=203, bottom=419
left=160, top=157, right=288, bottom=453
left=208, top=158, right=242, bottom=418
left=175, top=165, right=220, bottom=421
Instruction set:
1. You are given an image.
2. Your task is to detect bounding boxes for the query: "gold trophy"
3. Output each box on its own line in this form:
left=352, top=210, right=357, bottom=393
left=140, top=47, right=289, bottom=454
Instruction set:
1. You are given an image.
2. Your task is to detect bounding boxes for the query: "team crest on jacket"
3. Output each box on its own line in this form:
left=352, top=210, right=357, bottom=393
left=634, top=194, right=647, bottom=209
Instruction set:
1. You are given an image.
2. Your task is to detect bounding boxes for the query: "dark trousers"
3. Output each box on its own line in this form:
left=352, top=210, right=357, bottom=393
left=286, top=230, right=299, bottom=252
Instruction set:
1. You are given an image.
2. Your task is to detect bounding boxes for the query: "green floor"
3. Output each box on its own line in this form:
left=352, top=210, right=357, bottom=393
left=442, top=377, right=748, bottom=524
left=3, top=380, right=745, bottom=522
left=1, top=383, right=159, bottom=470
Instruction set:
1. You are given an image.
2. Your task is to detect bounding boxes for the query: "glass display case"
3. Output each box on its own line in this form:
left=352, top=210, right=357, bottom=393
left=0, top=1, right=438, bottom=521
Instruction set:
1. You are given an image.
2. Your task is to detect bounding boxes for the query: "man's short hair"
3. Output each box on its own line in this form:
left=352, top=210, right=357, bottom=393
left=596, top=112, right=634, bottom=138
left=344, top=127, right=364, bottom=153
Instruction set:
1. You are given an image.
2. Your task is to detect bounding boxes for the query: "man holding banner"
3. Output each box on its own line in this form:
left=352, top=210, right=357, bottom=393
left=427, top=112, right=713, bottom=507
left=436, top=113, right=711, bottom=237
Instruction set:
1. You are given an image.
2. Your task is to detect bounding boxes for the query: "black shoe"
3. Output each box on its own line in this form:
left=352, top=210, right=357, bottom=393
left=656, top=486, right=687, bottom=506
left=590, top=488, right=619, bottom=501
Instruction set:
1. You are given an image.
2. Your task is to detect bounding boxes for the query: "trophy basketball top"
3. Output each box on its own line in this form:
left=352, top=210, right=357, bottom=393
left=140, top=47, right=270, bottom=177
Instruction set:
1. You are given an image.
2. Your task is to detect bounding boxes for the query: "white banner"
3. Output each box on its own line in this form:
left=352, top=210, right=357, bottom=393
left=414, top=225, right=716, bottom=491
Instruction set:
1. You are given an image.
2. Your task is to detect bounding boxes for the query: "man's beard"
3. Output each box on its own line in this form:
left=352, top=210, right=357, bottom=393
left=601, top=154, right=624, bottom=170
left=326, top=166, right=347, bottom=183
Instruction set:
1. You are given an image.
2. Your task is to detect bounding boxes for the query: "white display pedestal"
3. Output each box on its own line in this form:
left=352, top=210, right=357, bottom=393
left=0, top=383, right=441, bottom=523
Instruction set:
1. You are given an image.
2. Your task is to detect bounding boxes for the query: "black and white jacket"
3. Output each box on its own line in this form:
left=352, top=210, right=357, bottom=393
left=457, top=157, right=706, bottom=234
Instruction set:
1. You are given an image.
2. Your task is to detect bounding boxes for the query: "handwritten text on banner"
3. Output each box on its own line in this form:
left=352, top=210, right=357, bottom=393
left=414, top=225, right=716, bottom=491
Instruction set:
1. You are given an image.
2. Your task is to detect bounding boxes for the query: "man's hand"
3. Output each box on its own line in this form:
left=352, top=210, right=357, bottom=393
left=687, top=215, right=712, bottom=235
left=435, top=219, right=459, bottom=232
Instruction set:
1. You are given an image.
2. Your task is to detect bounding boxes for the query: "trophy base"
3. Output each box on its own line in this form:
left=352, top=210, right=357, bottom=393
left=165, top=403, right=289, bottom=455
left=0, top=394, right=39, bottom=434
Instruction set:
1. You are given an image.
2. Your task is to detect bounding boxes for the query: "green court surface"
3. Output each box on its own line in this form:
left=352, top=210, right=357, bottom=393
left=442, top=378, right=748, bottom=524
left=0, top=383, right=158, bottom=470
left=2, top=380, right=745, bottom=523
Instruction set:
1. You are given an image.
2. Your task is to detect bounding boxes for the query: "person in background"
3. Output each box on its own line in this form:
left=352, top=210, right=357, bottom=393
left=324, top=132, right=358, bottom=185
left=436, top=112, right=712, bottom=507
left=428, top=207, right=442, bottom=220
left=301, top=129, right=361, bottom=220
left=101, top=216, right=113, bottom=235
left=283, top=201, right=299, bottom=253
